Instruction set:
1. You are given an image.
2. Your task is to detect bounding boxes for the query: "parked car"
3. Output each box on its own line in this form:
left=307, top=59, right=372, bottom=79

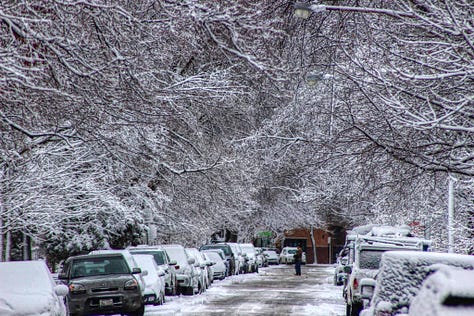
left=239, top=243, right=259, bottom=273
left=255, top=247, right=269, bottom=267
left=127, top=245, right=178, bottom=296
left=59, top=252, right=145, bottom=316
left=409, top=266, right=474, bottom=316
left=359, top=251, right=474, bottom=316
left=131, top=254, right=166, bottom=305
left=279, top=247, right=306, bottom=264
left=186, top=247, right=210, bottom=292
left=161, top=244, right=199, bottom=295
left=199, top=243, right=236, bottom=275
left=0, top=260, right=69, bottom=316
left=202, top=249, right=229, bottom=277
left=225, top=242, right=245, bottom=274
left=263, top=250, right=279, bottom=265
left=204, top=251, right=227, bottom=280
left=344, top=235, right=431, bottom=316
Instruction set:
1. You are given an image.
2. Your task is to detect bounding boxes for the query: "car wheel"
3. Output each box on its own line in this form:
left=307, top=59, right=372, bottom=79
left=350, top=302, right=362, bottom=316
left=172, top=278, right=178, bottom=295
left=128, top=304, right=145, bottom=316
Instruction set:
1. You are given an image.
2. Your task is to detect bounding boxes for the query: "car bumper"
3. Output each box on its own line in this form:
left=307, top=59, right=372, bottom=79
left=68, top=293, right=143, bottom=315
left=176, top=274, right=192, bottom=288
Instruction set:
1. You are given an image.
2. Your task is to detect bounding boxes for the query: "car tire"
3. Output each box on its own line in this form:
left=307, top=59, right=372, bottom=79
left=128, top=304, right=145, bottom=316
left=349, top=302, right=362, bottom=316
left=172, top=278, right=178, bottom=296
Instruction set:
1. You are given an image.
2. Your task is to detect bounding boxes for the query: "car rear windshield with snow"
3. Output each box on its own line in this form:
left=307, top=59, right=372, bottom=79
left=359, top=250, right=385, bottom=269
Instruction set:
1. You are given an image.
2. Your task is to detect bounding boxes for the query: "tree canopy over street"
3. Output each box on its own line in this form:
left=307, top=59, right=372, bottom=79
left=1, top=0, right=472, bottom=262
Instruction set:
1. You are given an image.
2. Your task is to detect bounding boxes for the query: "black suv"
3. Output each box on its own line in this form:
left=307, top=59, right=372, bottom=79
left=59, top=253, right=145, bottom=316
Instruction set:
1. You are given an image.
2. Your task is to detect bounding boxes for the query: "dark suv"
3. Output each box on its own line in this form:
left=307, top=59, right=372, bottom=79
left=59, top=253, right=145, bottom=316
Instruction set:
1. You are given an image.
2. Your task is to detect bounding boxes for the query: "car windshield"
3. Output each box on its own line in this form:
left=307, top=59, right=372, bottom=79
left=201, top=245, right=231, bottom=256
left=206, top=252, right=222, bottom=262
left=240, top=245, right=255, bottom=254
left=287, top=249, right=297, bottom=254
left=204, top=250, right=225, bottom=260
left=71, top=256, right=129, bottom=278
left=163, top=247, right=188, bottom=264
left=129, top=250, right=166, bottom=265
left=359, top=250, right=385, bottom=269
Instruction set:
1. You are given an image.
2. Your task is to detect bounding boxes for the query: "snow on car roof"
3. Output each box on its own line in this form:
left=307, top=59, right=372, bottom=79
left=370, top=251, right=474, bottom=315
left=0, top=260, right=54, bottom=294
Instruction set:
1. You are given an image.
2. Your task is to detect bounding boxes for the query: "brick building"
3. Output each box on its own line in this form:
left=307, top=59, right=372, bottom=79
left=276, top=226, right=346, bottom=264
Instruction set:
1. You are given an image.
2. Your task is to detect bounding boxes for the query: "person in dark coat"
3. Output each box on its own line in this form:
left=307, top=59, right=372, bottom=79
left=294, top=245, right=303, bottom=276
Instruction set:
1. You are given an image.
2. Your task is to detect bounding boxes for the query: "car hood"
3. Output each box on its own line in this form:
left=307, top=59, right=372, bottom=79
left=71, top=274, right=135, bottom=288
left=0, top=292, right=59, bottom=316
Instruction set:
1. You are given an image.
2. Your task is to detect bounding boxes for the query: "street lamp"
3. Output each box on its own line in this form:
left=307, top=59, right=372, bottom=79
left=306, top=73, right=325, bottom=86
left=294, top=3, right=312, bottom=19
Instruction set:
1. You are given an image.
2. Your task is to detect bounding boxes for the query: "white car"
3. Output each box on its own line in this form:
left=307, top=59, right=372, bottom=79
left=359, top=251, right=474, bottom=316
left=280, top=247, right=306, bottom=264
left=204, top=251, right=227, bottom=280
left=239, top=243, right=259, bottom=273
left=0, top=260, right=69, bottom=316
left=161, top=244, right=199, bottom=295
left=263, top=250, right=279, bottom=265
left=186, top=247, right=210, bottom=292
left=409, top=267, right=474, bottom=316
left=132, top=254, right=166, bottom=305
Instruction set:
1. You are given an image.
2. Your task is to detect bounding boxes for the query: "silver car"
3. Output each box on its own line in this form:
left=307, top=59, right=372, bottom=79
left=161, top=244, right=199, bottom=295
left=128, top=245, right=179, bottom=296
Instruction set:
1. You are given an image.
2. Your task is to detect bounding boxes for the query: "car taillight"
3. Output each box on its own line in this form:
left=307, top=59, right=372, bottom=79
left=353, top=278, right=359, bottom=290
left=69, top=283, right=86, bottom=294
left=124, top=279, right=138, bottom=290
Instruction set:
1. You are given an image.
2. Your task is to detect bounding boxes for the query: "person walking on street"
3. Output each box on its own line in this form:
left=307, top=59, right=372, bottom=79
left=294, top=245, right=303, bottom=276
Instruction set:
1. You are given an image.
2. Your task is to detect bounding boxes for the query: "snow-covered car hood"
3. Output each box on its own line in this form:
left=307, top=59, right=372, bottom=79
left=0, top=292, right=64, bottom=316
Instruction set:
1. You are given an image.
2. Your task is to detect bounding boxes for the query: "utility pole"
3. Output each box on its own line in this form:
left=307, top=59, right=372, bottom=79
left=447, top=177, right=455, bottom=253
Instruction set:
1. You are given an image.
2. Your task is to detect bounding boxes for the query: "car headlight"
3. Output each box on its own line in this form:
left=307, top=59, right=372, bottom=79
left=124, top=279, right=139, bottom=290
left=69, top=283, right=86, bottom=295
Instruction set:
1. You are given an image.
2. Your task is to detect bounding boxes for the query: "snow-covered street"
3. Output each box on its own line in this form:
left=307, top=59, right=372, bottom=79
left=144, top=264, right=345, bottom=315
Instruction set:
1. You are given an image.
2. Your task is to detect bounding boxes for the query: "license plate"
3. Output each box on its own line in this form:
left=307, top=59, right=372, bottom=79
left=99, top=299, right=114, bottom=307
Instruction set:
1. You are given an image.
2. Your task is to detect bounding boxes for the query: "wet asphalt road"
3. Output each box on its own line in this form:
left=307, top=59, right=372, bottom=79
left=145, top=264, right=346, bottom=316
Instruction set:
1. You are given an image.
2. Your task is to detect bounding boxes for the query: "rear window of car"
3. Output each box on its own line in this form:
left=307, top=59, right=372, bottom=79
left=71, top=256, right=129, bottom=278
left=359, top=250, right=385, bottom=269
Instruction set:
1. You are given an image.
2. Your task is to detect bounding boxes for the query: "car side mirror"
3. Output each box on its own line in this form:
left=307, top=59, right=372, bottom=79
left=188, top=258, right=195, bottom=265
left=169, top=260, right=177, bottom=265
left=54, top=284, right=69, bottom=297
left=132, top=267, right=142, bottom=274
left=360, top=278, right=376, bottom=300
